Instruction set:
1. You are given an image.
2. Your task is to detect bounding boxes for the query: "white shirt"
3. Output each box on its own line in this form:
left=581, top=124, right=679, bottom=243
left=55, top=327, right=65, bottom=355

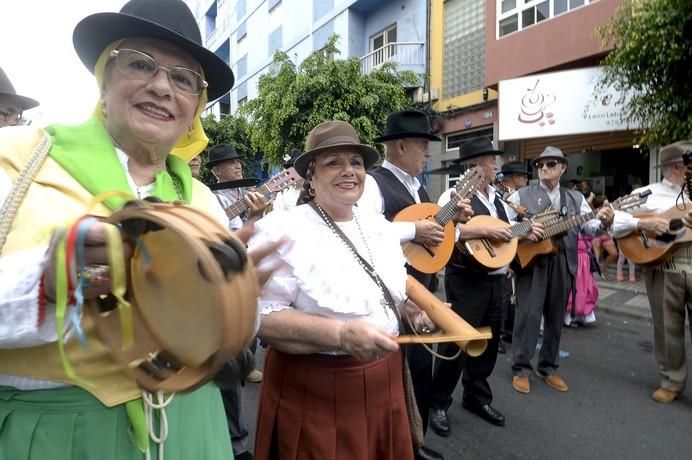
left=358, top=160, right=418, bottom=242
left=249, top=204, right=407, bottom=339
left=611, top=179, right=683, bottom=238
left=271, top=186, right=301, bottom=213
left=439, top=185, right=509, bottom=275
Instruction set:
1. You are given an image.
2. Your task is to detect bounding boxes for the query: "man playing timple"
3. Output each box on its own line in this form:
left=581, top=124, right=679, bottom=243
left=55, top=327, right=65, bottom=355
left=428, top=138, right=542, bottom=435
left=359, top=109, right=472, bottom=460
left=506, top=146, right=613, bottom=394
left=207, top=143, right=266, bottom=231
left=0, top=68, right=39, bottom=128
left=614, top=140, right=692, bottom=404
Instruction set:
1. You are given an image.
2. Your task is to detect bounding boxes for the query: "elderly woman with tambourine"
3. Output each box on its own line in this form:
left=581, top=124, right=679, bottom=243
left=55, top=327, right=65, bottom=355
left=0, top=1, right=282, bottom=458
left=249, top=120, right=439, bottom=460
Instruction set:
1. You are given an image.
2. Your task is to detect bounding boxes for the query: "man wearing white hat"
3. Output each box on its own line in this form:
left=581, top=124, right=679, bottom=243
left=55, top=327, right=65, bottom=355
left=613, top=139, right=692, bottom=403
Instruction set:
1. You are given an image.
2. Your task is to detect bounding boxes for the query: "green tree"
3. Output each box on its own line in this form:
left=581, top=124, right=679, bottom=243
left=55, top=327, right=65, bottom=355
left=199, top=113, right=254, bottom=186
left=240, top=35, right=420, bottom=168
left=597, top=0, right=692, bottom=145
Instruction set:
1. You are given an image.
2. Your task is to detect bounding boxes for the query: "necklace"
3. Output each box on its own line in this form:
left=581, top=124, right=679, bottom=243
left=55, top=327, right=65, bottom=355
left=313, top=202, right=393, bottom=313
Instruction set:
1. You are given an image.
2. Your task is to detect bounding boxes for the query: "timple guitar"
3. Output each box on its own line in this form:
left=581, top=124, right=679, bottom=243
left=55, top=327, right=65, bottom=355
left=516, top=191, right=651, bottom=269
left=618, top=151, right=692, bottom=265
left=223, top=168, right=301, bottom=220
left=393, top=167, right=484, bottom=274
left=463, top=210, right=560, bottom=270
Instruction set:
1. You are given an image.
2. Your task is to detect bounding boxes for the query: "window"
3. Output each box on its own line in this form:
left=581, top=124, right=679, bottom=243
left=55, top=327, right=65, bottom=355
left=369, top=24, right=397, bottom=67
left=444, top=0, right=486, bottom=99
left=268, top=26, right=282, bottom=57
left=237, top=21, right=247, bottom=42
left=219, top=101, right=230, bottom=116
left=237, top=0, right=246, bottom=20
left=237, top=55, right=247, bottom=78
left=237, top=97, right=248, bottom=107
left=205, top=2, right=217, bottom=39
left=268, top=0, right=281, bottom=12
left=497, top=0, right=595, bottom=37
left=313, top=0, right=333, bottom=22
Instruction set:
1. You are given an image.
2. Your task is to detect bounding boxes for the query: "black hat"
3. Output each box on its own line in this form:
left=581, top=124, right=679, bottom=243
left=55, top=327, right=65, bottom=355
left=0, top=68, right=39, bottom=111
left=282, top=148, right=302, bottom=169
left=206, top=143, right=242, bottom=168
left=295, top=120, right=380, bottom=178
left=72, top=0, right=234, bottom=101
left=374, top=110, right=441, bottom=142
left=455, top=137, right=503, bottom=163
left=501, top=160, right=529, bottom=176
left=530, top=146, right=569, bottom=168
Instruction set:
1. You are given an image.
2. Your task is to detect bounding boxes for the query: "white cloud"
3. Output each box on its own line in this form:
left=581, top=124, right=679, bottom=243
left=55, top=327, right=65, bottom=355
left=2, top=0, right=128, bottom=126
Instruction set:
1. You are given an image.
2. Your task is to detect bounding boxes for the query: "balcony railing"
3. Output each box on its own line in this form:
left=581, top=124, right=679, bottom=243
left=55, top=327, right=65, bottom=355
left=360, top=42, right=425, bottom=75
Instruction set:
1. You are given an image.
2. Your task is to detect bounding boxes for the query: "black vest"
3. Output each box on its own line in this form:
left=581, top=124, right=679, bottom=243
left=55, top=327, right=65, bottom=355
left=368, top=166, right=433, bottom=287
left=447, top=191, right=509, bottom=274
left=368, top=167, right=431, bottom=220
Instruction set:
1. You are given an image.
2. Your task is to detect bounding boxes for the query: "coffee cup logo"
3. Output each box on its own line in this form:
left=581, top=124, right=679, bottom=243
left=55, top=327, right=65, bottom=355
left=518, top=79, right=556, bottom=127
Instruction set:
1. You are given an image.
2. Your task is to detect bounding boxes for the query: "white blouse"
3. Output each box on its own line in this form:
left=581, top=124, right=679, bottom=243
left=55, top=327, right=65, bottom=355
left=249, top=203, right=408, bottom=335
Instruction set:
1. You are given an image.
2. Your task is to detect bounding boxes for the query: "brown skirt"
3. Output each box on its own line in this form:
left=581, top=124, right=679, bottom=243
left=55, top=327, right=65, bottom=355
left=254, top=348, right=413, bottom=460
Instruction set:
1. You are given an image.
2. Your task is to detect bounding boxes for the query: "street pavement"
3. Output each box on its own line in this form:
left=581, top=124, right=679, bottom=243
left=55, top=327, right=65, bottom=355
left=238, top=265, right=692, bottom=460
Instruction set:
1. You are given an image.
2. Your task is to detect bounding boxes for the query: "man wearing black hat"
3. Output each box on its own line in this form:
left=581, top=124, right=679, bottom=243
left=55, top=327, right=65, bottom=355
left=0, top=68, right=39, bottom=128
left=359, top=109, right=468, bottom=460
left=500, top=160, right=529, bottom=192
left=616, top=140, right=692, bottom=404
left=428, top=137, right=538, bottom=434
left=207, top=143, right=266, bottom=230
left=506, top=146, right=613, bottom=395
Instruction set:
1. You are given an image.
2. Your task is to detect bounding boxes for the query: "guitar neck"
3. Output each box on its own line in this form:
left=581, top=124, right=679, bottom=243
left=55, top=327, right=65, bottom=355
left=435, top=189, right=474, bottom=226
left=224, top=183, right=272, bottom=219
left=544, top=211, right=596, bottom=238
left=509, top=220, right=533, bottom=238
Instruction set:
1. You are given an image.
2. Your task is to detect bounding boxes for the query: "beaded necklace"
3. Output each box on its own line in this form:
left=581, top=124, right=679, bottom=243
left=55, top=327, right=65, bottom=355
left=312, top=201, right=396, bottom=317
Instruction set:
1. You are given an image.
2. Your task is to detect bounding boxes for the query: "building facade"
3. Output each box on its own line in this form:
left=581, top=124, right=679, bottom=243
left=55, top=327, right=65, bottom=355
left=186, top=0, right=430, bottom=117
left=427, top=0, right=649, bottom=201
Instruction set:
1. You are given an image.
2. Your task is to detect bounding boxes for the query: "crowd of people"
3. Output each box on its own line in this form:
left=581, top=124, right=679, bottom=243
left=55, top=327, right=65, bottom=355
left=0, top=1, right=690, bottom=459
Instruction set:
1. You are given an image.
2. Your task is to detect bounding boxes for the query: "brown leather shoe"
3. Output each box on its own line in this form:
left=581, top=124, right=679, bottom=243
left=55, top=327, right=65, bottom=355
left=652, top=387, right=680, bottom=403
left=537, top=371, right=568, bottom=392
left=512, top=376, right=530, bottom=394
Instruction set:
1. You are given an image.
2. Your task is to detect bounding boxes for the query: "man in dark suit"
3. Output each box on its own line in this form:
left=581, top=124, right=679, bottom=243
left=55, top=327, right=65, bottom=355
left=428, top=138, right=542, bottom=435
left=359, top=110, right=472, bottom=460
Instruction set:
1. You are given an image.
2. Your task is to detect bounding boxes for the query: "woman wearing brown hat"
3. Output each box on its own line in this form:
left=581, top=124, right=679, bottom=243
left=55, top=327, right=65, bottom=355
left=249, top=120, right=436, bottom=459
left=0, top=1, right=281, bottom=458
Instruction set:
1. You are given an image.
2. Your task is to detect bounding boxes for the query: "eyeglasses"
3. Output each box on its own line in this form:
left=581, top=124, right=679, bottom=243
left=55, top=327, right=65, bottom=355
left=0, top=109, right=21, bottom=126
left=109, top=49, right=208, bottom=96
left=536, top=160, right=559, bottom=169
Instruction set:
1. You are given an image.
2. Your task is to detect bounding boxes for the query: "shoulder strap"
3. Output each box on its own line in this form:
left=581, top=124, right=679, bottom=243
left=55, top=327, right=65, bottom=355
left=0, top=131, right=52, bottom=255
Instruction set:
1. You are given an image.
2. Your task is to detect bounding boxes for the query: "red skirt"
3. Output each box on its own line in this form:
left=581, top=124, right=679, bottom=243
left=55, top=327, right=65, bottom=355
left=254, top=348, right=414, bottom=460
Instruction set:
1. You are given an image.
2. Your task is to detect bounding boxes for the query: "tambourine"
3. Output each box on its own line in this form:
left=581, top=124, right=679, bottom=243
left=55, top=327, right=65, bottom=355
left=87, top=199, right=260, bottom=393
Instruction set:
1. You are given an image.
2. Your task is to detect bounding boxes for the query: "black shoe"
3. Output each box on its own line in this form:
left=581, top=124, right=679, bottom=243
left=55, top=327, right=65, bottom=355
left=234, top=452, right=252, bottom=460
left=462, top=401, right=506, bottom=427
left=497, top=341, right=506, bottom=354
left=414, top=445, right=445, bottom=460
left=428, top=408, right=451, bottom=437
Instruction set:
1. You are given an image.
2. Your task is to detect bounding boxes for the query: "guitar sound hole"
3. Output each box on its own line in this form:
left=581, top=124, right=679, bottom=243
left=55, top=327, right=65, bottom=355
left=669, top=219, right=683, bottom=232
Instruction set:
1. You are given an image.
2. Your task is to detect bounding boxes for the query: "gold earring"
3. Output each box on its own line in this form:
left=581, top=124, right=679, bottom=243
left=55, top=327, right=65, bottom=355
left=100, top=99, right=107, bottom=118
left=188, top=125, right=193, bottom=138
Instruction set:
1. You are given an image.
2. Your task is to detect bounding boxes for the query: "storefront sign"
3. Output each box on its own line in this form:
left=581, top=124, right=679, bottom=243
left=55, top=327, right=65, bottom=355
left=498, top=67, right=638, bottom=141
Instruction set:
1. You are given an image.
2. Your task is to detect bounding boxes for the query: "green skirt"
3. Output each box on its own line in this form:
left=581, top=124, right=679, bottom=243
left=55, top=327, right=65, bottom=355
left=0, top=384, right=233, bottom=460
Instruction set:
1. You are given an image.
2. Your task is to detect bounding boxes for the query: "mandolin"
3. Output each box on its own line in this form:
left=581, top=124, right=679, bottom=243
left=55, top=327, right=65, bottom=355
left=463, top=210, right=560, bottom=270
left=393, top=167, right=484, bottom=274
left=516, top=190, right=650, bottom=269
left=223, top=168, right=301, bottom=220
